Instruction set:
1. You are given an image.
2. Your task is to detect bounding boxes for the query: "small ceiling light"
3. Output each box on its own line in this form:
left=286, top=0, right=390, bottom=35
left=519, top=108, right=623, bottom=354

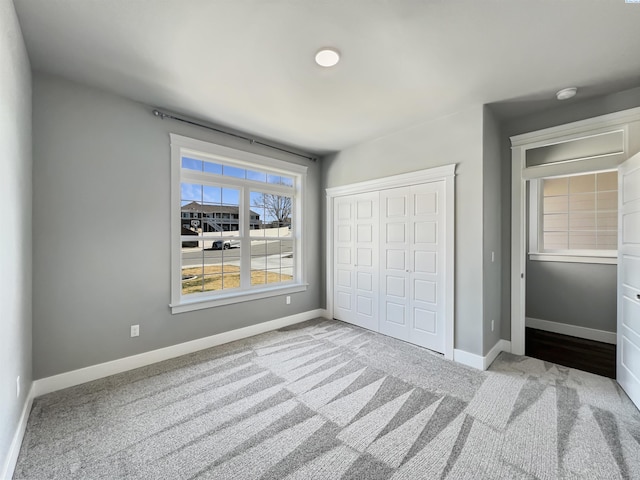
left=315, top=48, right=340, bottom=67
left=556, top=87, right=577, bottom=100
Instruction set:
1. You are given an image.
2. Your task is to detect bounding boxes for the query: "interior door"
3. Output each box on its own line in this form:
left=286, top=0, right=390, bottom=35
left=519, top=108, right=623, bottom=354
left=618, top=152, right=640, bottom=410
left=379, top=182, right=446, bottom=353
left=333, top=192, right=379, bottom=331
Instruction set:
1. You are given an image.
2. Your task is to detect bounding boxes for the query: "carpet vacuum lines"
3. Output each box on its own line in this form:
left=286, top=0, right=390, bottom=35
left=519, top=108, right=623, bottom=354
left=13, top=319, right=640, bottom=479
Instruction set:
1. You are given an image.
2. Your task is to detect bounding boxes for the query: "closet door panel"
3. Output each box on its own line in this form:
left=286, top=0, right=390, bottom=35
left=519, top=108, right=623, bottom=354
left=333, top=192, right=379, bottom=331
left=380, top=187, right=411, bottom=340
left=409, top=181, right=446, bottom=353
left=334, top=197, right=355, bottom=320
left=379, top=182, right=446, bottom=353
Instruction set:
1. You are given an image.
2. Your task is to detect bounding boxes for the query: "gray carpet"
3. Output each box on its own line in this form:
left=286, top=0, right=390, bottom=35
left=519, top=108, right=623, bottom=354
left=13, top=319, right=640, bottom=479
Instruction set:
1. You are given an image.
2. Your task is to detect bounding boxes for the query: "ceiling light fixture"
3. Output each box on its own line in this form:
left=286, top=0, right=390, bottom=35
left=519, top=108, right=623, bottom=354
left=315, top=48, right=340, bottom=67
left=556, top=87, right=577, bottom=100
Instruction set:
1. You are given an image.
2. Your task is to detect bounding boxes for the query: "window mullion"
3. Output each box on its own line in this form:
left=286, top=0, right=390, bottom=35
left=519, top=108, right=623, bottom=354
left=566, top=192, right=571, bottom=251
left=593, top=175, right=600, bottom=248
left=532, top=180, right=540, bottom=253
left=181, top=170, right=238, bottom=188
left=241, top=187, right=251, bottom=289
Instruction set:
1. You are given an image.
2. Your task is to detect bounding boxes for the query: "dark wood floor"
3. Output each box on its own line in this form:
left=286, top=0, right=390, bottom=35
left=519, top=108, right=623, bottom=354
left=525, top=328, right=616, bottom=379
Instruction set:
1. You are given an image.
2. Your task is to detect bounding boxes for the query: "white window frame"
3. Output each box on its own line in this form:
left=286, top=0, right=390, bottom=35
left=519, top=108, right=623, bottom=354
left=170, top=134, right=308, bottom=314
left=528, top=169, right=618, bottom=265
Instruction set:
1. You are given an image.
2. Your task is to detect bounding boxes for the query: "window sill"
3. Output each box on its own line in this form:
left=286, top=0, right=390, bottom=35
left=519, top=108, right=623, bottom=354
left=170, top=283, right=308, bottom=314
left=528, top=253, right=617, bottom=265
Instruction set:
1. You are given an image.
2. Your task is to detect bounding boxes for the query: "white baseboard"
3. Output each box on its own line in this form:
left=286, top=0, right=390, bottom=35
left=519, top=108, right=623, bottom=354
left=1, top=384, right=35, bottom=480
left=454, top=339, right=512, bottom=371
left=526, top=317, right=616, bottom=345
left=453, top=349, right=484, bottom=370
left=484, top=339, right=511, bottom=370
left=32, top=309, right=328, bottom=398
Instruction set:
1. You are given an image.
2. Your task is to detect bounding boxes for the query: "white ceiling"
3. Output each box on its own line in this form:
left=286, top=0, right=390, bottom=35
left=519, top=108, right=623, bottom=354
left=13, top=0, right=640, bottom=155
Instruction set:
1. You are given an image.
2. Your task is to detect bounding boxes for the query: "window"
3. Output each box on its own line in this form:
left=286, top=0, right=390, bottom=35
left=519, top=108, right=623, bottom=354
left=529, top=170, right=618, bottom=263
left=170, top=135, right=307, bottom=313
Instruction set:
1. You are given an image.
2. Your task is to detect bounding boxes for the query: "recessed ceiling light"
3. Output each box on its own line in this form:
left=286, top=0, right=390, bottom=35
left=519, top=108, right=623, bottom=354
left=315, top=48, right=340, bottom=67
left=556, top=87, right=577, bottom=100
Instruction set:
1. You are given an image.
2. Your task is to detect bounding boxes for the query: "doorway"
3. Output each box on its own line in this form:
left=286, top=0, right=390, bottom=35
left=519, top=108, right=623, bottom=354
left=510, top=107, right=640, bottom=411
left=523, top=172, right=618, bottom=377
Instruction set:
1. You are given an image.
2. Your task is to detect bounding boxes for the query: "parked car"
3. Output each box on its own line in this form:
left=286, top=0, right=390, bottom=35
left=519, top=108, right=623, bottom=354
left=212, top=239, right=240, bottom=250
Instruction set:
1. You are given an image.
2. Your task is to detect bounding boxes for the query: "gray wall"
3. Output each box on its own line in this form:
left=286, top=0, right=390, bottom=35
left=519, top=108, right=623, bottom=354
left=500, top=86, right=640, bottom=340
left=526, top=261, right=617, bottom=330
left=0, top=0, right=32, bottom=471
left=32, top=73, right=323, bottom=379
left=322, top=106, right=485, bottom=356
left=482, top=107, right=502, bottom=354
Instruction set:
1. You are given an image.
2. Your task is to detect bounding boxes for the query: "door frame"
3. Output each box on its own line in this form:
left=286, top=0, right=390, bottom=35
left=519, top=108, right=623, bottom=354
left=325, top=164, right=456, bottom=360
left=510, top=107, right=640, bottom=355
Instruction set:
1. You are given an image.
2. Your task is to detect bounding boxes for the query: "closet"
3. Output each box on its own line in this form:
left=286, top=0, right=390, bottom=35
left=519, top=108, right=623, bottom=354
left=327, top=166, right=454, bottom=356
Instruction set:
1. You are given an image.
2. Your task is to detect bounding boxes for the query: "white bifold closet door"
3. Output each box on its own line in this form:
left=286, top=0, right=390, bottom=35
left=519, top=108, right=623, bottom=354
left=379, top=182, right=446, bottom=353
left=333, top=192, right=379, bottom=331
left=332, top=181, right=447, bottom=354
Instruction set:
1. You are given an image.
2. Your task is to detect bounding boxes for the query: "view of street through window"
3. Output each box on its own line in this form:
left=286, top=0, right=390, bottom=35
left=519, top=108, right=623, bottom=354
left=181, top=227, right=294, bottom=294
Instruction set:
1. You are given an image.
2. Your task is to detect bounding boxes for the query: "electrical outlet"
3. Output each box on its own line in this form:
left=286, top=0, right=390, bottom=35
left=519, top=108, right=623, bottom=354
left=130, top=325, right=140, bottom=337
left=16, top=376, right=20, bottom=398
left=491, top=320, right=495, bottom=332
left=286, top=296, right=291, bottom=305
